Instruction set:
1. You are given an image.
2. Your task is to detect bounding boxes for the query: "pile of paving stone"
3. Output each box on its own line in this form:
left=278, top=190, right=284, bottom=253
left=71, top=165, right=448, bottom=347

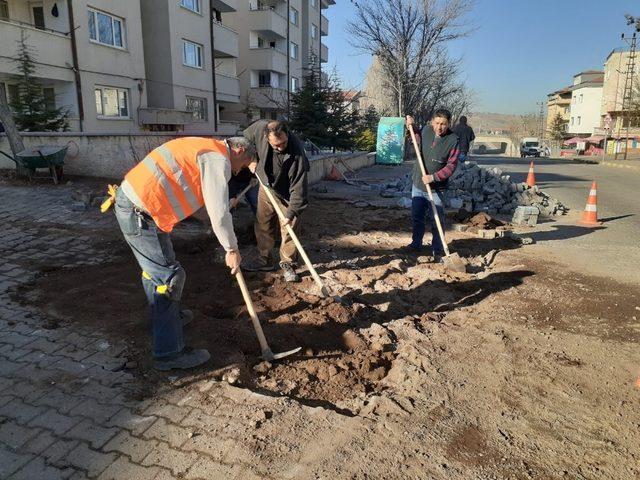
left=441, top=161, right=569, bottom=216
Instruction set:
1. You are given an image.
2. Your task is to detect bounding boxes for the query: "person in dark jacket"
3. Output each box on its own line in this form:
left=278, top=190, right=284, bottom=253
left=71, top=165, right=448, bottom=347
left=403, top=109, right=459, bottom=260
left=451, top=115, right=475, bottom=162
left=242, top=120, right=309, bottom=282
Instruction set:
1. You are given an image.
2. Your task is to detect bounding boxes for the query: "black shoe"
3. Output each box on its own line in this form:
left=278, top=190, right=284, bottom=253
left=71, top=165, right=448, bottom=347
left=396, top=244, right=422, bottom=255
left=242, top=257, right=277, bottom=272
left=154, top=347, right=210, bottom=371
left=281, top=262, right=300, bottom=283
left=432, top=253, right=445, bottom=264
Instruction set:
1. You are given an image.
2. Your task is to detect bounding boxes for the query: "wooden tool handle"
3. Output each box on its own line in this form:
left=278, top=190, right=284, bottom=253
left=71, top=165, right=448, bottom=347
left=255, top=175, right=328, bottom=295
left=407, top=123, right=451, bottom=256
left=235, top=271, right=271, bottom=354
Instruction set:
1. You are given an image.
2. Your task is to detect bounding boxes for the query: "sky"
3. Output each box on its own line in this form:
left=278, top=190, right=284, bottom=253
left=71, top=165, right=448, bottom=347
left=324, top=0, right=638, bottom=115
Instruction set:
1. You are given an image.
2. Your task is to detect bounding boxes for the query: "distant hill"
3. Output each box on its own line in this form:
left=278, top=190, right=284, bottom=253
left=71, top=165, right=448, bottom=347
left=466, top=112, right=524, bottom=133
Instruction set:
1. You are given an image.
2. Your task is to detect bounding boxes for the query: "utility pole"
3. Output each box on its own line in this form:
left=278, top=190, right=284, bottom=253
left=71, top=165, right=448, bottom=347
left=536, top=101, right=545, bottom=143
left=618, top=28, right=638, bottom=160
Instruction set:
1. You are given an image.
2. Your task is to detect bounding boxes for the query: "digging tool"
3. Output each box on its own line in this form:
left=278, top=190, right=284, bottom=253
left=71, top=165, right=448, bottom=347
left=254, top=174, right=337, bottom=299
left=407, top=122, right=466, bottom=273
left=235, top=271, right=301, bottom=361
left=230, top=179, right=258, bottom=210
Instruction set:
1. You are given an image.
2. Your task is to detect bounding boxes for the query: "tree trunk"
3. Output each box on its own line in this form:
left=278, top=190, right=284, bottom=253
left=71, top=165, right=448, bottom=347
left=0, top=96, right=25, bottom=156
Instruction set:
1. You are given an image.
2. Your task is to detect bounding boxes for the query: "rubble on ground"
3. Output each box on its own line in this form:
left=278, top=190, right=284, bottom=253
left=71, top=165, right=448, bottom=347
left=363, top=161, right=569, bottom=217
left=443, top=161, right=569, bottom=216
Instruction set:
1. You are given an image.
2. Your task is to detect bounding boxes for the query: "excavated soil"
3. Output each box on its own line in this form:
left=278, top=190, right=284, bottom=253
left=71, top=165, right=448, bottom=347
left=14, top=195, right=640, bottom=478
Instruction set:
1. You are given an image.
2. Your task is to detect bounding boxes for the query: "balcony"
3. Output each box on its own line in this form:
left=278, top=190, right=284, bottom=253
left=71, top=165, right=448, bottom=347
left=248, top=47, right=287, bottom=74
left=0, top=18, right=73, bottom=82
left=248, top=7, right=287, bottom=39
left=320, top=14, right=328, bottom=36
left=211, top=0, right=237, bottom=12
left=321, top=0, right=336, bottom=9
left=320, top=43, right=328, bottom=63
left=212, top=21, right=239, bottom=58
left=216, top=73, right=240, bottom=103
left=249, top=86, right=288, bottom=109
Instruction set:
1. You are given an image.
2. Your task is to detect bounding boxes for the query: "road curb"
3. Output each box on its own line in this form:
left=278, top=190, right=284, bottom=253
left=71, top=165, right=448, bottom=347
left=599, top=161, right=640, bottom=171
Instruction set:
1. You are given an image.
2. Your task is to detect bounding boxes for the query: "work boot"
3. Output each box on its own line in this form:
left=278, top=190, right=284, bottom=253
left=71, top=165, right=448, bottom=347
left=242, top=256, right=277, bottom=272
left=396, top=244, right=422, bottom=255
left=179, top=309, right=194, bottom=327
left=154, top=347, right=210, bottom=371
left=281, top=262, right=300, bottom=283
left=432, top=253, right=445, bottom=264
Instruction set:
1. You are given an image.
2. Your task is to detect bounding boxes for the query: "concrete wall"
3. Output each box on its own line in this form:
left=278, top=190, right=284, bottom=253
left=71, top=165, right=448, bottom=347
left=0, top=132, right=373, bottom=183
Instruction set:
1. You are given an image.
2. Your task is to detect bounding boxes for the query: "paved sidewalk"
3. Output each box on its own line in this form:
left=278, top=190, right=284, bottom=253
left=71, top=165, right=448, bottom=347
left=599, top=159, right=640, bottom=171
left=0, top=179, right=326, bottom=479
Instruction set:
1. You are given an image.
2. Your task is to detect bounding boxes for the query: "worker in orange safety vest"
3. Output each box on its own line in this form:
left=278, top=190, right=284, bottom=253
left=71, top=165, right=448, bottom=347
left=102, top=136, right=257, bottom=371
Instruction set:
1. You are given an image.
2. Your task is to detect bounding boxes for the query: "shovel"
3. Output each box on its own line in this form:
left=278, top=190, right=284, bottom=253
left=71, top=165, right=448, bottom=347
left=254, top=175, right=341, bottom=301
left=236, top=271, right=301, bottom=361
left=407, top=122, right=466, bottom=273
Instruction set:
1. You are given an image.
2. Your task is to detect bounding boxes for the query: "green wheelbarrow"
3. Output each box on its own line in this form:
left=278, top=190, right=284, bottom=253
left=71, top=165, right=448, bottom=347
left=0, top=145, right=67, bottom=184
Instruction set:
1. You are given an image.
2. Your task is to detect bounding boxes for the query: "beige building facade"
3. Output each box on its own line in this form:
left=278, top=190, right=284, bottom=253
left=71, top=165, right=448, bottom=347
left=225, top=0, right=333, bottom=124
left=600, top=48, right=640, bottom=140
left=546, top=87, right=571, bottom=135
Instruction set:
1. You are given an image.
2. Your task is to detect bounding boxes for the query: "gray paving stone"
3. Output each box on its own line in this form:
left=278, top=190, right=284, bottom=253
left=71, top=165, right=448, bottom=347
left=0, top=398, right=48, bottom=423
left=106, top=408, right=157, bottom=436
left=71, top=398, right=122, bottom=424
left=63, top=442, right=119, bottom=478
left=0, top=444, right=34, bottom=478
left=65, top=419, right=119, bottom=449
left=33, top=388, right=85, bottom=415
left=142, top=403, right=191, bottom=424
left=28, top=408, right=83, bottom=436
left=23, top=337, right=66, bottom=355
left=20, top=430, right=59, bottom=456
left=0, top=332, right=38, bottom=348
left=0, top=420, right=41, bottom=449
left=141, top=443, right=199, bottom=476
left=96, top=456, right=159, bottom=480
left=8, top=456, right=70, bottom=480
left=102, top=430, right=158, bottom=463
left=185, top=457, right=244, bottom=480
left=141, top=417, right=191, bottom=449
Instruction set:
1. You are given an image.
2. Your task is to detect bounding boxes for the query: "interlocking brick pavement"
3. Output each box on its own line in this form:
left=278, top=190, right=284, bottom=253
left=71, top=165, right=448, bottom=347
left=0, top=178, right=316, bottom=479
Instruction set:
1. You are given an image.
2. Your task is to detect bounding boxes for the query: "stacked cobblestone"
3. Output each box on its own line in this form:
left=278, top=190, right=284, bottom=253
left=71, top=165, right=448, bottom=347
left=443, top=161, right=569, bottom=216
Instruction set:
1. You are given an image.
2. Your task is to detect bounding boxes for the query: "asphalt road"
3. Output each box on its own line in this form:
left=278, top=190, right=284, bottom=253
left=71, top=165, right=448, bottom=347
left=474, top=156, right=640, bottom=285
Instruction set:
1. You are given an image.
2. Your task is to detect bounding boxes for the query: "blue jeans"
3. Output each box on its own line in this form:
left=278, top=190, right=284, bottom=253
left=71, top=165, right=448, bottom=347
left=410, top=186, right=445, bottom=255
left=114, top=188, right=185, bottom=358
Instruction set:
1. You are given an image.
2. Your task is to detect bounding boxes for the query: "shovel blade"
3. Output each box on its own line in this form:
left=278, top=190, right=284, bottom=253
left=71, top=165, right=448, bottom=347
left=262, top=346, right=302, bottom=361
left=444, top=252, right=466, bottom=273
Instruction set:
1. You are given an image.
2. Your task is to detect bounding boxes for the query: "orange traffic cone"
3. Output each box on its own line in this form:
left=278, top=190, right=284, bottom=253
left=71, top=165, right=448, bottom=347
left=326, top=164, right=342, bottom=181
left=525, top=161, right=536, bottom=187
left=579, top=181, right=602, bottom=227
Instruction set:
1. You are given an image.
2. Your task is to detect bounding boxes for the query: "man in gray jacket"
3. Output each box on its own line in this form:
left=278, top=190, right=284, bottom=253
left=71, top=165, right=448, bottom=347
left=242, top=120, right=309, bottom=282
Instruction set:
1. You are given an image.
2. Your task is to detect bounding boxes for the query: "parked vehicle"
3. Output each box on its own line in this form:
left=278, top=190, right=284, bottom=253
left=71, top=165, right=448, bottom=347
left=520, top=137, right=541, bottom=157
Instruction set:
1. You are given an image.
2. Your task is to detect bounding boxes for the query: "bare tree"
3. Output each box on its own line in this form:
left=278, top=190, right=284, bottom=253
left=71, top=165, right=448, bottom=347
left=348, top=0, right=473, bottom=117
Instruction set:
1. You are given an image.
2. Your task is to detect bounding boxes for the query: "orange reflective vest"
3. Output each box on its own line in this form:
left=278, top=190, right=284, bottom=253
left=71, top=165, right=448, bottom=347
left=123, top=137, right=229, bottom=232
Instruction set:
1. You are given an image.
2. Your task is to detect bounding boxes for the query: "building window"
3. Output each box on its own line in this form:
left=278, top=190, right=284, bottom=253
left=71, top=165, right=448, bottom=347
left=579, top=94, right=583, bottom=103
left=291, top=77, right=299, bottom=92
left=183, top=40, right=203, bottom=68
left=7, top=84, right=19, bottom=103
left=43, top=87, right=56, bottom=112
left=577, top=116, right=581, bottom=126
left=290, top=7, right=298, bottom=25
left=95, top=86, right=129, bottom=118
left=570, top=117, right=574, bottom=126
left=180, top=0, right=201, bottom=14
left=0, top=1, right=9, bottom=21
left=88, top=9, right=125, bottom=48
left=311, top=24, right=318, bottom=39
left=32, top=3, right=44, bottom=29
left=258, top=71, right=272, bottom=87
left=290, top=42, right=298, bottom=60
left=186, top=96, right=207, bottom=121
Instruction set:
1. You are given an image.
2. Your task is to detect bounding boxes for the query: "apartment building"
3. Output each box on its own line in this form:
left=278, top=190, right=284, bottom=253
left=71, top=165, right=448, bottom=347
left=1, top=0, right=147, bottom=133
left=225, top=0, right=333, bottom=124
left=1, top=0, right=241, bottom=134
left=601, top=48, right=640, bottom=135
left=567, top=70, right=603, bottom=136
left=140, top=0, right=240, bottom=134
left=546, top=87, right=571, bottom=135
